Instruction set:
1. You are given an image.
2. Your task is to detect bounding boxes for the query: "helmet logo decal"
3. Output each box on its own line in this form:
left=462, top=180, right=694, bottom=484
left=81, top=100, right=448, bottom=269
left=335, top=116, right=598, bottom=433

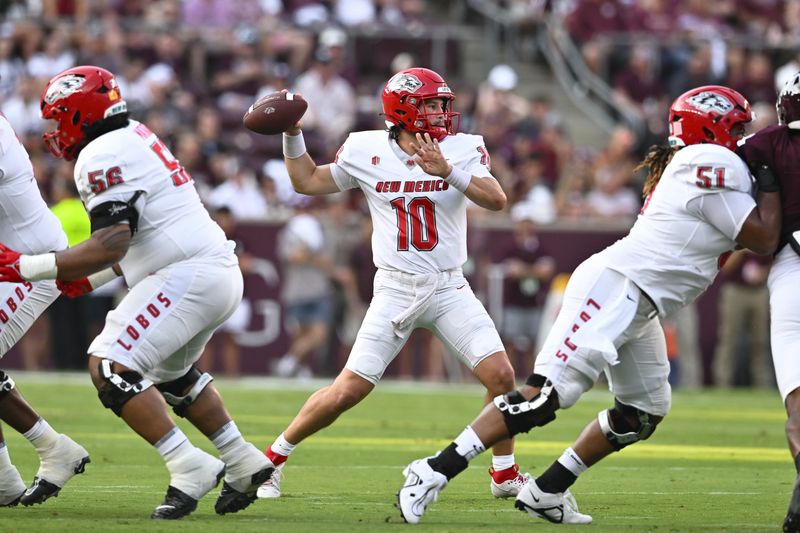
left=686, top=92, right=733, bottom=115
left=386, top=73, right=423, bottom=94
left=44, top=75, right=85, bottom=104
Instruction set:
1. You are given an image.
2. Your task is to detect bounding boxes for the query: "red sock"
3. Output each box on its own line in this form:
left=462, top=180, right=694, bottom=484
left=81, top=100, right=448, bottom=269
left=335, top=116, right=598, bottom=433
left=490, top=463, right=519, bottom=483
left=265, top=447, right=288, bottom=466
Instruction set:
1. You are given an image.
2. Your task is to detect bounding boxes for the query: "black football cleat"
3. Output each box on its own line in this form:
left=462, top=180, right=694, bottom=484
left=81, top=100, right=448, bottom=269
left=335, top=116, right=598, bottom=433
left=214, top=467, right=273, bottom=515
left=151, top=486, right=199, bottom=520
left=785, top=513, right=800, bottom=533
left=785, top=472, right=800, bottom=532
left=20, top=477, right=63, bottom=506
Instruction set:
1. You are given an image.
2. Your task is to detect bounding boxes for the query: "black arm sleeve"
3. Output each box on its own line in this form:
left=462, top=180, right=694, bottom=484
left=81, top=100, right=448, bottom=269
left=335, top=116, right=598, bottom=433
left=89, top=190, right=143, bottom=235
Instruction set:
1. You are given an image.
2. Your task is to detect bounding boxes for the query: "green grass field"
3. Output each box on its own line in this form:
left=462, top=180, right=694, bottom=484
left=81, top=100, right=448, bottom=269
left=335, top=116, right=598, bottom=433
left=0, top=373, right=792, bottom=532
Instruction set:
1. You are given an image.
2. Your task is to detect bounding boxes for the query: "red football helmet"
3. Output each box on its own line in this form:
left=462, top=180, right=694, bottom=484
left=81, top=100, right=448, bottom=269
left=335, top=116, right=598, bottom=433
left=381, top=67, right=459, bottom=141
left=667, top=85, right=752, bottom=150
left=40, top=65, right=127, bottom=161
left=777, top=72, right=800, bottom=129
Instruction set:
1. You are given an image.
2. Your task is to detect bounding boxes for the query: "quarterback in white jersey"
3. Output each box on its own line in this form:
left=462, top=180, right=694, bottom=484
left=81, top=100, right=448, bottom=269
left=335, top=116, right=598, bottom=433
left=396, top=85, right=781, bottom=525
left=0, top=113, right=90, bottom=507
left=258, top=68, right=527, bottom=502
left=0, top=66, right=274, bottom=519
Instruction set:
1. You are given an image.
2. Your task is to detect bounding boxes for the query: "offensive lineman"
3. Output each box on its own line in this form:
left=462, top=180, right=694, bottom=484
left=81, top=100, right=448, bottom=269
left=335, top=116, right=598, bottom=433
left=736, top=72, right=800, bottom=533
left=257, top=67, right=526, bottom=500
left=0, top=66, right=273, bottom=519
left=396, top=85, right=781, bottom=525
left=0, top=111, right=89, bottom=507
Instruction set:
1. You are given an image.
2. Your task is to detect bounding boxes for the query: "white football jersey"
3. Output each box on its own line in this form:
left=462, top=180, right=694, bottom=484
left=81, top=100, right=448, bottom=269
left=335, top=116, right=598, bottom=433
left=0, top=114, right=67, bottom=254
left=75, top=120, right=235, bottom=287
left=599, top=144, right=756, bottom=317
left=330, top=131, right=492, bottom=274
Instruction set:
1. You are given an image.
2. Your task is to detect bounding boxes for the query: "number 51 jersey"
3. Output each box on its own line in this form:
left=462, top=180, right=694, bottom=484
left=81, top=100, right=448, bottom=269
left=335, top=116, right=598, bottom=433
left=74, top=120, right=235, bottom=287
left=599, top=143, right=756, bottom=317
left=330, top=130, right=491, bottom=275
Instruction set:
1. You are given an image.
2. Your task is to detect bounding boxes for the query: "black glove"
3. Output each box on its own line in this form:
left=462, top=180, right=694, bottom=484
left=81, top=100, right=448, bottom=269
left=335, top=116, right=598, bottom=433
left=753, top=163, right=780, bottom=193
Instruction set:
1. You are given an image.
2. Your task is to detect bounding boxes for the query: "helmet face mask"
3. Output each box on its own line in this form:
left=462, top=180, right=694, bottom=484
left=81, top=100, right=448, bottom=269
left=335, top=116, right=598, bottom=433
left=40, top=65, right=127, bottom=161
left=381, top=68, right=460, bottom=141
left=667, top=85, right=752, bottom=150
left=777, top=72, right=800, bottom=129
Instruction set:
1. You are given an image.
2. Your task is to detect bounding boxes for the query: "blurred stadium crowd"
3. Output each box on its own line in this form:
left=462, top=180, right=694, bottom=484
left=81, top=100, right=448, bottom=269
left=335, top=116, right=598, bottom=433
left=0, top=0, right=786, bottom=387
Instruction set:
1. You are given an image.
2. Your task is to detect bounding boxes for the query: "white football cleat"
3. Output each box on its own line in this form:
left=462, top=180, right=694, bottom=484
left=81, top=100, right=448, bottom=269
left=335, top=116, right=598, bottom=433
left=20, top=434, right=90, bottom=506
left=489, top=464, right=531, bottom=498
left=514, top=480, right=592, bottom=524
left=397, top=458, right=447, bottom=524
left=0, top=464, right=25, bottom=506
left=256, top=463, right=284, bottom=499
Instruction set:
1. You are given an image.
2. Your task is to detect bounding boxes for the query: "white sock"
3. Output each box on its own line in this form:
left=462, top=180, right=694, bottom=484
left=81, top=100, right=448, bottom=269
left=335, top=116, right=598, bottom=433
left=453, top=425, right=486, bottom=461
left=23, top=418, right=59, bottom=454
left=270, top=433, right=296, bottom=457
left=155, top=427, right=189, bottom=458
left=0, top=443, right=13, bottom=470
left=211, top=421, right=242, bottom=453
left=491, top=454, right=515, bottom=471
left=211, top=420, right=252, bottom=466
left=557, top=447, right=588, bottom=477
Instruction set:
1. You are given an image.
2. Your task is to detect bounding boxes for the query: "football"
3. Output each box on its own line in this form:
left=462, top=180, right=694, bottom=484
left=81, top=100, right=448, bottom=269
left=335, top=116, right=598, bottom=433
left=243, top=91, right=308, bottom=135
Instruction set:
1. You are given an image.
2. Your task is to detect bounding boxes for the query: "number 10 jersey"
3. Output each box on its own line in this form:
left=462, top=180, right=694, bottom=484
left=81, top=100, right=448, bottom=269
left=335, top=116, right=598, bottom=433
left=330, top=130, right=492, bottom=274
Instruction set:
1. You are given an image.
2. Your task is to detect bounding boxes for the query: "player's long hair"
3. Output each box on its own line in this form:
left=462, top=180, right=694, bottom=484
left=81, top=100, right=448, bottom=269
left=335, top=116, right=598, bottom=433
left=75, top=113, right=130, bottom=158
left=636, top=144, right=681, bottom=198
left=388, top=123, right=403, bottom=140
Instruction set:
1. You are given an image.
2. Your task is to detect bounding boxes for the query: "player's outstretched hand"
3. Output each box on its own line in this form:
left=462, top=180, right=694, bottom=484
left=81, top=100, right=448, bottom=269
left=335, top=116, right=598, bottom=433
left=0, top=243, right=23, bottom=283
left=57, top=278, right=93, bottom=298
left=411, top=133, right=450, bottom=177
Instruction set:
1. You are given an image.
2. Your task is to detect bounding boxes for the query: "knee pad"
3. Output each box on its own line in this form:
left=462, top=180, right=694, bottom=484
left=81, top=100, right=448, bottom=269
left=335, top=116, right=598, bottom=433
left=155, top=366, right=213, bottom=417
left=0, top=370, right=15, bottom=401
left=97, top=359, right=153, bottom=417
left=598, top=399, right=658, bottom=451
left=493, top=374, right=558, bottom=436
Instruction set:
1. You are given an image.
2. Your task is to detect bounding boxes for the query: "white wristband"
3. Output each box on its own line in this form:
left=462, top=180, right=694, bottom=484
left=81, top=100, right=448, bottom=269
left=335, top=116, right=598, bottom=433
left=19, top=253, right=57, bottom=281
left=283, top=131, right=307, bottom=159
left=443, top=166, right=472, bottom=193
left=87, top=267, right=119, bottom=289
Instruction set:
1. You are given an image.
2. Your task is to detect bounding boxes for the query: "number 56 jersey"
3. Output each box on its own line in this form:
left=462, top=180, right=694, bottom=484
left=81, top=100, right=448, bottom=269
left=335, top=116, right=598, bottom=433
left=599, top=143, right=756, bottom=317
left=330, top=130, right=491, bottom=274
left=74, top=120, right=235, bottom=287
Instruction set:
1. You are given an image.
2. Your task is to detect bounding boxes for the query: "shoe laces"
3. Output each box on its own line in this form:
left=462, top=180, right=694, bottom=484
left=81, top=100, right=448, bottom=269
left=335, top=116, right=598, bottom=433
left=266, top=465, right=284, bottom=487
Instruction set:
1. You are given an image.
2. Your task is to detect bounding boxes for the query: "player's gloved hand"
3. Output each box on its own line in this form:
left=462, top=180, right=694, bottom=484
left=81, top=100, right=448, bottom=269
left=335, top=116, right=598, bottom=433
left=0, top=243, right=24, bottom=283
left=56, top=278, right=93, bottom=298
left=753, top=163, right=780, bottom=193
